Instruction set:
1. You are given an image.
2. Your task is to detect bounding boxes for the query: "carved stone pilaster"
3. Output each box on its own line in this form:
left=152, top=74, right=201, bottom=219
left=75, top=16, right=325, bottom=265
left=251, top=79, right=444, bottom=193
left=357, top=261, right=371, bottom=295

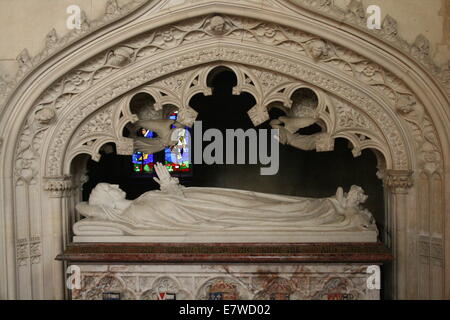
left=44, top=176, right=73, bottom=198
left=385, top=170, right=413, bottom=194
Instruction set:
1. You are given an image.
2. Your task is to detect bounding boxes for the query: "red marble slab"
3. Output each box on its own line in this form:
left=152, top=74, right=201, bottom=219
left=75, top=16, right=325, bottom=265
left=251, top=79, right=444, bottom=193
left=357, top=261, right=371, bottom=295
left=56, top=242, right=392, bottom=263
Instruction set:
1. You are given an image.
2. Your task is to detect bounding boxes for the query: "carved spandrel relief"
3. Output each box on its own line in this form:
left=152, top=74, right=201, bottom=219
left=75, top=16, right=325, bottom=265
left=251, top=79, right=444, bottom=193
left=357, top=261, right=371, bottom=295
left=77, top=106, right=114, bottom=138
left=66, top=98, right=136, bottom=163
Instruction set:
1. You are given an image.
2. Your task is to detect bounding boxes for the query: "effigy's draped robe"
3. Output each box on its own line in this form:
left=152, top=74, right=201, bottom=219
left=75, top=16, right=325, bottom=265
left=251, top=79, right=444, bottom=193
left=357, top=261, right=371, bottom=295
left=106, top=187, right=349, bottom=231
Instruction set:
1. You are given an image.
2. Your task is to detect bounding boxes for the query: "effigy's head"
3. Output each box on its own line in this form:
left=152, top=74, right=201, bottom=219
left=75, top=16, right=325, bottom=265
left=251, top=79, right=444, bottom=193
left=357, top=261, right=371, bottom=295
left=89, top=183, right=126, bottom=208
left=347, top=185, right=367, bottom=207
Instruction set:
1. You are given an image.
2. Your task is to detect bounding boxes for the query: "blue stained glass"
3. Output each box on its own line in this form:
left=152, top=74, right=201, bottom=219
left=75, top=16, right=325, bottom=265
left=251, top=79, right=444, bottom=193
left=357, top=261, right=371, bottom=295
left=144, top=130, right=154, bottom=138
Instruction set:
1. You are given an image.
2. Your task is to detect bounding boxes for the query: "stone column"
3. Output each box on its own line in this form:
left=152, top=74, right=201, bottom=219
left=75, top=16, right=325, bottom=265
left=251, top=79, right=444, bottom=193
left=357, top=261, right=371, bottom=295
left=44, top=176, right=73, bottom=300
left=385, top=170, right=413, bottom=300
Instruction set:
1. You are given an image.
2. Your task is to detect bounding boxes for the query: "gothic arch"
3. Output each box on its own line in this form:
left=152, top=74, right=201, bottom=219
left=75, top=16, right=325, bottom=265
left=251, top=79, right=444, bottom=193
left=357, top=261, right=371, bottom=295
left=0, top=0, right=448, bottom=299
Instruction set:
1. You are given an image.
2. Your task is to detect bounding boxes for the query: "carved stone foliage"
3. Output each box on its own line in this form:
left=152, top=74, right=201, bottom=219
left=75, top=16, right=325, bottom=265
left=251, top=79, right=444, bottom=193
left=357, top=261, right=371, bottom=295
left=44, top=176, right=73, bottom=198
left=15, top=113, right=50, bottom=185
left=384, top=170, right=413, bottom=194
left=394, top=95, right=442, bottom=175
left=66, top=98, right=136, bottom=166
left=329, top=95, right=385, bottom=158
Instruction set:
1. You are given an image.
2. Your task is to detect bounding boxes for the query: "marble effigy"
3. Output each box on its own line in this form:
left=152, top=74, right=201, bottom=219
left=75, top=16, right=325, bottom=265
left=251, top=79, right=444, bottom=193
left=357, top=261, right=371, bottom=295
left=73, top=163, right=378, bottom=243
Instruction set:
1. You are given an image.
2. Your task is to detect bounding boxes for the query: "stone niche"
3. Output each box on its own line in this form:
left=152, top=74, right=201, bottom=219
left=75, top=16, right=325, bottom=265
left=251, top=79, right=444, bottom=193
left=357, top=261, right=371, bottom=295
left=58, top=243, right=391, bottom=300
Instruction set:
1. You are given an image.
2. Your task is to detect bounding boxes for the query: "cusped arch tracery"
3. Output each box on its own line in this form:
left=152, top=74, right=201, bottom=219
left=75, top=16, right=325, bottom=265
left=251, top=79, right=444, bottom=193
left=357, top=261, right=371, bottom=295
left=64, top=62, right=395, bottom=175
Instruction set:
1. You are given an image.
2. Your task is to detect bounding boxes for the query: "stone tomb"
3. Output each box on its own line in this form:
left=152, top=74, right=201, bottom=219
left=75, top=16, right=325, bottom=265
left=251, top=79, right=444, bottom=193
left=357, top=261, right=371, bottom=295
left=58, top=242, right=391, bottom=300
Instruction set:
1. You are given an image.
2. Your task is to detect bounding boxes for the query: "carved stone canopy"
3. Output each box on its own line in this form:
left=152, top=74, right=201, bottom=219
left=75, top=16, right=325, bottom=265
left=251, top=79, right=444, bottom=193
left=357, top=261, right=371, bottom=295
left=6, top=4, right=445, bottom=184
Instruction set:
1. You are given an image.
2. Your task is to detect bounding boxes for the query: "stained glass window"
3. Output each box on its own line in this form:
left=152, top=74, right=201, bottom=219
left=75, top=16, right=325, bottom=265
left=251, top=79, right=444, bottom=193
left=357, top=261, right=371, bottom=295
left=164, top=111, right=191, bottom=173
left=131, top=111, right=191, bottom=174
left=131, top=129, right=154, bottom=173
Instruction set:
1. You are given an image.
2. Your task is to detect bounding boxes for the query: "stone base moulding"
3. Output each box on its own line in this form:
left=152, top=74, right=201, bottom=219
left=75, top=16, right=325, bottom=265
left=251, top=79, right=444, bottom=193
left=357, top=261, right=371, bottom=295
left=73, top=225, right=378, bottom=244
left=57, top=242, right=392, bottom=300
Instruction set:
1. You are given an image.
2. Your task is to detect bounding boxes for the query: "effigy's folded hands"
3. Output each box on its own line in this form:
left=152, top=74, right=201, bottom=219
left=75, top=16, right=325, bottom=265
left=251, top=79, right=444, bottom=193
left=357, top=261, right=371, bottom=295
left=153, top=162, right=185, bottom=197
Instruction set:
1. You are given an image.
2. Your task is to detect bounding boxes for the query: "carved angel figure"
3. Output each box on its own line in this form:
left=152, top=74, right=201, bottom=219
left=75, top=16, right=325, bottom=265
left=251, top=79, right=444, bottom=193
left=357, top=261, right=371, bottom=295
left=209, top=16, right=226, bottom=35
left=270, top=116, right=324, bottom=151
left=308, top=40, right=329, bottom=60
